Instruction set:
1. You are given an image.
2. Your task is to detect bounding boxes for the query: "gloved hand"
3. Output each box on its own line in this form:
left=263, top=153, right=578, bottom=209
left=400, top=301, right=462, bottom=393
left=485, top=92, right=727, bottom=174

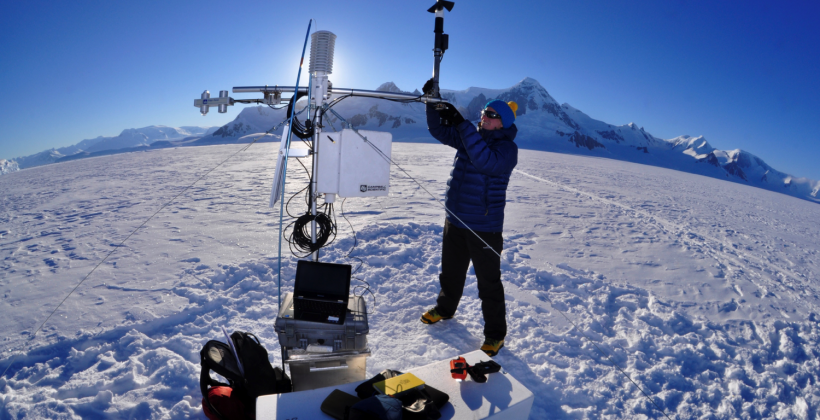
left=437, top=103, right=465, bottom=126
left=422, top=77, right=439, bottom=98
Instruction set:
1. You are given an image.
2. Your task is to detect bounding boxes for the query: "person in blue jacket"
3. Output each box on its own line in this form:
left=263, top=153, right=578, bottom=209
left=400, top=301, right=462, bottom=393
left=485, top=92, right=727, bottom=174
left=419, top=81, right=519, bottom=357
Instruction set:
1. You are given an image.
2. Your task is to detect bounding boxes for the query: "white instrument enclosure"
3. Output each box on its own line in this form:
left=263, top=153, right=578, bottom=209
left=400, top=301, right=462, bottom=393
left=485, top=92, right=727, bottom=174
left=317, top=129, right=392, bottom=198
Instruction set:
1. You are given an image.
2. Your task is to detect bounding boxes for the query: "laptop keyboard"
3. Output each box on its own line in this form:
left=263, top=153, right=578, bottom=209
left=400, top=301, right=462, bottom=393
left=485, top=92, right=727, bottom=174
left=295, top=298, right=343, bottom=314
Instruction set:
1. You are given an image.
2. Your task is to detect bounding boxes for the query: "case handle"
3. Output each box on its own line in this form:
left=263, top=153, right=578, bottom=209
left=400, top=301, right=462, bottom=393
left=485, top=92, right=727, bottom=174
left=309, top=361, right=349, bottom=372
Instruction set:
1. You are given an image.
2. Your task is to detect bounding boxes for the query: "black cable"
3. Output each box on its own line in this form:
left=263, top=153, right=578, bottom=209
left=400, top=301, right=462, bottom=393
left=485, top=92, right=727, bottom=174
left=319, top=203, right=338, bottom=249
left=285, top=184, right=309, bottom=219
left=331, top=197, right=374, bottom=314
left=340, top=198, right=364, bottom=275
left=317, top=94, right=352, bottom=131
left=279, top=101, right=313, bottom=148
left=293, top=156, right=314, bottom=210
left=377, top=96, right=424, bottom=104
left=352, top=278, right=376, bottom=316
left=325, top=94, right=352, bottom=111
left=293, top=156, right=311, bottom=179
left=328, top=202, right=339, bottom=243
left=284, top=212, right=336, bottom=257
left=318, top=93, right=421, bottom=131
left=286, top=91, right=314, bottom=140
left=281, top=156, right=313, bottom=219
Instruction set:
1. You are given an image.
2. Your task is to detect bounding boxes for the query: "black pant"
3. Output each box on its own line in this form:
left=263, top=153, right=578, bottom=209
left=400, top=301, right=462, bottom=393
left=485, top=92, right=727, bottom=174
left=436, top=219, right=506, bottom=340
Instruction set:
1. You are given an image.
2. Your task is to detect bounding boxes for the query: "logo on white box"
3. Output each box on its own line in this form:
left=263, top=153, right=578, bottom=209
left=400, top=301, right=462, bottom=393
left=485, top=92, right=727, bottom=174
left=360, top=185, right=386, bottom=193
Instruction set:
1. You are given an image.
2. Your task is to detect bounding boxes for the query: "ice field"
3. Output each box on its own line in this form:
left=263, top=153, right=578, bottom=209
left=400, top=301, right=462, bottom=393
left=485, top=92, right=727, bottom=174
left=1, top=142, right=819, bottom=419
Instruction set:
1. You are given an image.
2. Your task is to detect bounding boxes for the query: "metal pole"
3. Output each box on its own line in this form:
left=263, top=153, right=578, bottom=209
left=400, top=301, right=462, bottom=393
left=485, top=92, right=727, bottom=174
left=309, top=74, right=320, bottom=262
left=433, top=8, right=444, bottom=97
left=233, top=86, right=447, bottom=104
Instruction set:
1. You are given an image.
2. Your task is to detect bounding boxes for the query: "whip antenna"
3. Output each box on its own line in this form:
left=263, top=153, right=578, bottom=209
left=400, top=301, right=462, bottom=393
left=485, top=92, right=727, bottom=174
left=427, top=0, right=454, bottom=98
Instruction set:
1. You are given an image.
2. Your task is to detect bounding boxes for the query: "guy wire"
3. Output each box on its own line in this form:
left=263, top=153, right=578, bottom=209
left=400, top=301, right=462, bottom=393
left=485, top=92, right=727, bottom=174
left=340, top=197, right=374, bottom=315
left=0, top=117, right=290, bottom=380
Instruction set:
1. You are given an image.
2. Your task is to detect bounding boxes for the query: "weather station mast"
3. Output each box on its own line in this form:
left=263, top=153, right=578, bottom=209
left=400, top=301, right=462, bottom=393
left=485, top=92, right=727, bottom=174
left=193, top=1, right=454, bottom=264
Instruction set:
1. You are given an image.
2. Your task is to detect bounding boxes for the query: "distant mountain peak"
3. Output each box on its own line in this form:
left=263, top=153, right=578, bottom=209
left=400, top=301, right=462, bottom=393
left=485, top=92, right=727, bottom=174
left=376, top=82, right=405, bottom=93
left=671, top=135, right=713, bottom=154
left=516, top=77, right=541, bottom=87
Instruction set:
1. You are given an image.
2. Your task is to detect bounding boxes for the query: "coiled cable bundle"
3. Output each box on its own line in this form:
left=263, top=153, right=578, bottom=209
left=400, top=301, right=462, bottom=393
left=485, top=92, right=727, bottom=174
left=287, top=210, right=336, bottom=256
left=287, top=91, right=314, bottom=140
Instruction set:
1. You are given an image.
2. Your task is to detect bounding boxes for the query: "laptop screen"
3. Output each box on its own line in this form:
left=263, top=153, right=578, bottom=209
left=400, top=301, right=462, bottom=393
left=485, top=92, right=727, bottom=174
left=294, top=260, right=351, bottom=300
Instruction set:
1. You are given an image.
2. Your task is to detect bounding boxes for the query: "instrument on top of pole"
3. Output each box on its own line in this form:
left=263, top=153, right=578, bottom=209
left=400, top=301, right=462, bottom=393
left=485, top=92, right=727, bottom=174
left=427, top=0, right=454, bottom=107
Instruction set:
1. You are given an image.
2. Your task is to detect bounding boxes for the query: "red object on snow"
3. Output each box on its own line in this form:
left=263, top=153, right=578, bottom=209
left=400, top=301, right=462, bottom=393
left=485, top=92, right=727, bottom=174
left=202, top=386, right=247, bottom=420
left=450, top=356, right=469, bottom=381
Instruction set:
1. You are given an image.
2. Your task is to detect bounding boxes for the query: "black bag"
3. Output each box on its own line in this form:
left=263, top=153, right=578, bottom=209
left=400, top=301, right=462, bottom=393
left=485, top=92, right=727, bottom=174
left=230, top=331, right=292, bottom=396
left=200, top=340, right=251, bottom=420
left=200, top=332, right=292, bottom=420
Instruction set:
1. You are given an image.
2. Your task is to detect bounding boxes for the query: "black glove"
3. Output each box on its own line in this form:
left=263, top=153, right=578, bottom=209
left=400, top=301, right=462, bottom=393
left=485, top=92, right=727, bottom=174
left=466, top=360, right=502, bottom=383
left=422, top=78, right=439, bottom=98
left=438, top=103, right=465, bottom=127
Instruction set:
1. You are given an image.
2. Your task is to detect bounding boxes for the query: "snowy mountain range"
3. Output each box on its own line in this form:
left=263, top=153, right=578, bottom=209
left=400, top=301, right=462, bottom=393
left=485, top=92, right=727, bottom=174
left=3, top=78, right=818, bottom=203
left=1, top=126, right=218, bottom=174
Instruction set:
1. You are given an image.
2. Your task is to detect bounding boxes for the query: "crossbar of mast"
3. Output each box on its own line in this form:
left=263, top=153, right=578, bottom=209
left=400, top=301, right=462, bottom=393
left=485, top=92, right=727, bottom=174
left=232, top=86, right=447, bottom=103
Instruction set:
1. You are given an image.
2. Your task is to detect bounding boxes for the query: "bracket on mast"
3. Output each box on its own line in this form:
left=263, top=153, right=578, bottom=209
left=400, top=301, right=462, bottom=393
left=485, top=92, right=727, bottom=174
left=194, top=90, right=233, bottom=115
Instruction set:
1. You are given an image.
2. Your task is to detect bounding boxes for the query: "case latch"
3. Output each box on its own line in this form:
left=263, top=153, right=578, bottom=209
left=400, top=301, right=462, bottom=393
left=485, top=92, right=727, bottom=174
left=345, top=325, right=356, bottom=349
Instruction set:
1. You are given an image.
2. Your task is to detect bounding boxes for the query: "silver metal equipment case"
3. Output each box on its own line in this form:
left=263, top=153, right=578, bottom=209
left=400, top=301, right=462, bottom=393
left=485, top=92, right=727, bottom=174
left=275, top=292, right=370, bottom=391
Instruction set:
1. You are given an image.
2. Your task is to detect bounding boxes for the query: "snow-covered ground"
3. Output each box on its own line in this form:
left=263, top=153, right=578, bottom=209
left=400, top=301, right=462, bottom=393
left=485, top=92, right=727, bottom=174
left=1, top=143, right=819, bottom=419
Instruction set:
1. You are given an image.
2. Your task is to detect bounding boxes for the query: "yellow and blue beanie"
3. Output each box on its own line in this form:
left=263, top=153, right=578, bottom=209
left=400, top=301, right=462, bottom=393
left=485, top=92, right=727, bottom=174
left=485, top=100, right=519, bottom=128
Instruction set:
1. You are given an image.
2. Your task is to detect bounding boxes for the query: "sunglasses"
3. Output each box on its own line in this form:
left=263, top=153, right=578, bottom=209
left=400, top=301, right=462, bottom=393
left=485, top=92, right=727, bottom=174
left=481, top=109, right=501, bottom=119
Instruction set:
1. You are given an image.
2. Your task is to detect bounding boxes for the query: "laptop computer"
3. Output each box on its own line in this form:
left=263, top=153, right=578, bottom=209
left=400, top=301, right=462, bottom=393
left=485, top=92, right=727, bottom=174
left=292, top=260, right=352, bottom=325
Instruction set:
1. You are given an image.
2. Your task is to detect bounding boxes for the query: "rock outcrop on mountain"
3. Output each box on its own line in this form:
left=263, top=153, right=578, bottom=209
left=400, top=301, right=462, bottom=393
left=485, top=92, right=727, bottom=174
left=0, top=159, right=19, bottom=175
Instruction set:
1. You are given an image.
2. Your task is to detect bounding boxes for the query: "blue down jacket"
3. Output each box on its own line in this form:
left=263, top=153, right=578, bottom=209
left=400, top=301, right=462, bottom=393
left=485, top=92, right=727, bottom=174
left=426, top=105, right=518, bottom=232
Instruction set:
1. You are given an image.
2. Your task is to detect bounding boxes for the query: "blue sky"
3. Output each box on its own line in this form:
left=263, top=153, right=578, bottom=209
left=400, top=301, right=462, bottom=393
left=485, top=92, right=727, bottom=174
left=2, top=0, right=819, bottom=180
